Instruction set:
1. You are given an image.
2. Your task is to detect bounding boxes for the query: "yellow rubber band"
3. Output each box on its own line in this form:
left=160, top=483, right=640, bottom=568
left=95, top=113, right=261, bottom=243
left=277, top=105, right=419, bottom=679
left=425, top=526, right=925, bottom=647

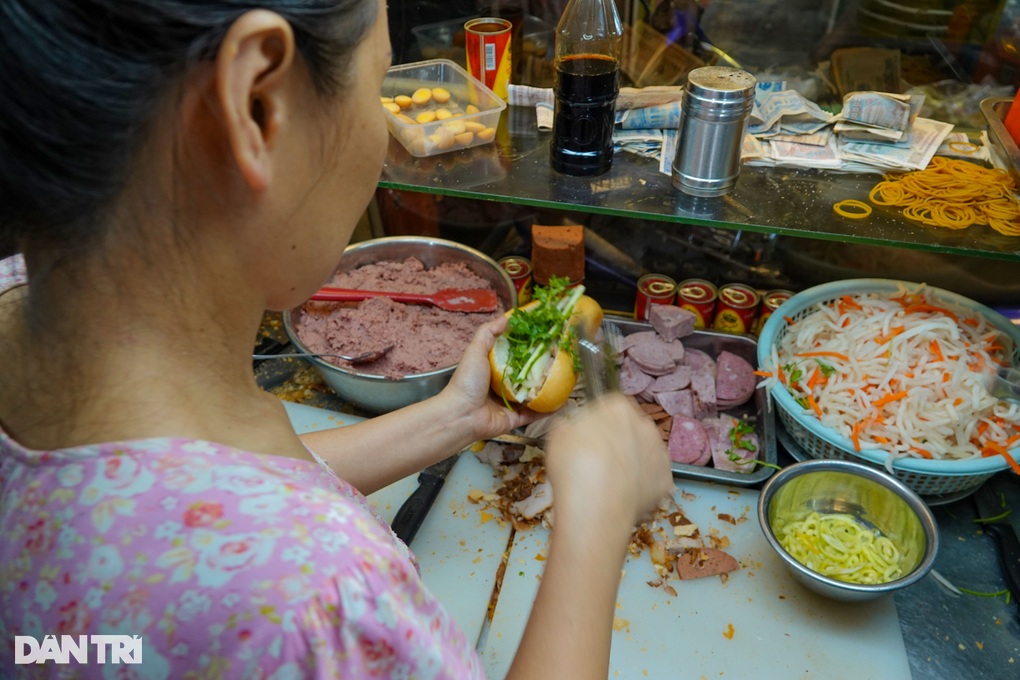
left=833, top=199, right=873, bottom=219
left=866, top=156, right=1020, bottom=236
left=947, top=141, right=979, bottom=154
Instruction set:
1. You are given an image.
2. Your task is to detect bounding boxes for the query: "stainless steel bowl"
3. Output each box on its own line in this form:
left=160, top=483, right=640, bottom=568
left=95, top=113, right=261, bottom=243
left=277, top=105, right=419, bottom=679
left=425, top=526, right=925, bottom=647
left=758, top=459, right=938, bottom=602
left=283, top=236, right=516, bottom=414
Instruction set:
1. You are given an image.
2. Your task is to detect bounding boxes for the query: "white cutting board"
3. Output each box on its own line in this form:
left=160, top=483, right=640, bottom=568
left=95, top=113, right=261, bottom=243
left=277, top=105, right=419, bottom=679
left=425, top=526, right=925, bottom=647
left=481, top=479, right=911, bottom=680
left=282, top=401, right=512, bottom=646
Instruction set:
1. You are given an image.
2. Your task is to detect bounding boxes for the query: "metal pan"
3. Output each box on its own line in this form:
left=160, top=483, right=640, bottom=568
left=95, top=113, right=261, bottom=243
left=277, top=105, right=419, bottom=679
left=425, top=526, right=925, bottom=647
left=606, top=315, right=777, bottom=486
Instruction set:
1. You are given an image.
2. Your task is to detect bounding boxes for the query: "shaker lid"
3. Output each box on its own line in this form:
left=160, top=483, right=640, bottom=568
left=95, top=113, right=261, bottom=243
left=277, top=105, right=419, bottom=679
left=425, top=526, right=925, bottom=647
left=686, top=66, right=756, bottom=102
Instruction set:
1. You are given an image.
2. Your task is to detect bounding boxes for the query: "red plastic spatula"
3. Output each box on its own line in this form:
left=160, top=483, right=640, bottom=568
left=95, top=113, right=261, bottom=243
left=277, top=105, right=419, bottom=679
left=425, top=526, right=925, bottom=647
left=310, top=287, right=499, bottom=313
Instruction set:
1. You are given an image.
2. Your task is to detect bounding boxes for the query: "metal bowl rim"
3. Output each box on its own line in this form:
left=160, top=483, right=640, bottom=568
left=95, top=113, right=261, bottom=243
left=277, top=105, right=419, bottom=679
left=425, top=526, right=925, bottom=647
left=757, top=459, right=940, bottom=595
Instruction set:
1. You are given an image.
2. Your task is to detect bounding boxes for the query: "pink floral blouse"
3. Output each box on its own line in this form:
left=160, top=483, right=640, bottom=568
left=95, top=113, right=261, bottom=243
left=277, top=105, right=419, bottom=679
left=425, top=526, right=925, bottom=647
left=0, top=255, right=485, bottom=678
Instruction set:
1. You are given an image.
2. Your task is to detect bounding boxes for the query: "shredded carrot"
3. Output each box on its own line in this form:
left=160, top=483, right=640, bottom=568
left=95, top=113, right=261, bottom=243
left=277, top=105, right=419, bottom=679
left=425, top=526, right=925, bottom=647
left=942, top=372, right=950, bottom=383
left=978, top=421, right=989, bottom=437
left=909, top=446, right=933, bottom=459
left=841, top=295, right=863, bottom=310
left=784, top=316, right=796, bottom=325
left=953, top=397, right=963, bottom=406
left=777, top=365, right=787, bottom=386
left=929, top=340, right=944, bottom=362
left=1008, top=434, right=1020, bottom=446
left=903, top=303, right=959, bottom=322
left=983, top=442, right=1020, bottom=475
left=807, top=394, right=822, bottom=417
left=797, top=351, right=849, bottom=361
left=753, top=370, right=773, bottom=377
left=807, top=368, right=822, bottom=389
left=875, top=326, right=906, bottom=344
left=963, top=317, right=980, bottom=327
left=851, top=421, right=863, bottom=452
left=873, top=391, right=908, bottom=408
left=970, top=352, right=987, bottom=371
left=874, top=436, right=891, bottom=444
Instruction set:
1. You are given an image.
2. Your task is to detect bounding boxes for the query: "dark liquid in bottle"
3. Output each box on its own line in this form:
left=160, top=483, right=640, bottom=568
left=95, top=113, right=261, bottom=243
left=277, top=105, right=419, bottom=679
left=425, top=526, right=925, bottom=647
left=550, top=54, right=620, bottom=177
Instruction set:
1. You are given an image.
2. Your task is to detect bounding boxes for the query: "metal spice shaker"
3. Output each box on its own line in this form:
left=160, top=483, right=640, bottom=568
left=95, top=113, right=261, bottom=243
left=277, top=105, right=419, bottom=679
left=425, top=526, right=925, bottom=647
left=671, top=66, right=757, bottom=198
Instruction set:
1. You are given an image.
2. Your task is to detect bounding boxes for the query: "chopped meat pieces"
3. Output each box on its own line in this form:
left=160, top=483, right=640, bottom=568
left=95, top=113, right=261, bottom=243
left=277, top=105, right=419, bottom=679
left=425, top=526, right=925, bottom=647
left=649, top=305, right=697, bottom=342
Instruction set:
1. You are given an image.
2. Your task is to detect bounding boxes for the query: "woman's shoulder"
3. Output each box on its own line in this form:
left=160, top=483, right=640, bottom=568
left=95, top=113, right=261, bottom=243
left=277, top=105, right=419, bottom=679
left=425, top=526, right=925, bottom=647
left=0, top=253, right=26, bottom=291
left=0, top=435, right=485, bottom=678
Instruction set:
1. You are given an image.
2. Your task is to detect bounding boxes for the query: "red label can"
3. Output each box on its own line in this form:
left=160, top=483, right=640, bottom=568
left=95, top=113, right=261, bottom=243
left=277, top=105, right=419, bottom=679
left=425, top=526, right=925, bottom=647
left=676, top=278, right=717, bottom=329
left=498, top=255, right=533, bottom=305
left=753, top=289, right=794, bottom=335
left=634, top=274, right=677, bottom=321
left=713, top=283, right=761, bottom=334
left=465, top=18, right=512, bottom=101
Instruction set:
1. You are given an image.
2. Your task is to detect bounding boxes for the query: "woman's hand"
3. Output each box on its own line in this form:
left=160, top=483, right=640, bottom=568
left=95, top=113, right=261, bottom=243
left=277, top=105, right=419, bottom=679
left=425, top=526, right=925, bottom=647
left=545, top=393, right=673, bottom=534
left=441, top=316, right=545, bottom=440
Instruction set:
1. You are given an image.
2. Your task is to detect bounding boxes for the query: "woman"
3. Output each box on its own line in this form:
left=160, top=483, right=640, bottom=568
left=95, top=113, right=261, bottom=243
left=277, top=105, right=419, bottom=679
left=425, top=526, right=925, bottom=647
left=0, top=1, right=672, bottom=677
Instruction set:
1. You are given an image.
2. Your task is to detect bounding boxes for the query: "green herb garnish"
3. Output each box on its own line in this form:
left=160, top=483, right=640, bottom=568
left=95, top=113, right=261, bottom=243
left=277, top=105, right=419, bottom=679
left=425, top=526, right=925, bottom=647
left=816, top=360, right=836, bottom=378
left=783, top=363, right=804, bottom=384
left=500, top=276, right=584, bottom=405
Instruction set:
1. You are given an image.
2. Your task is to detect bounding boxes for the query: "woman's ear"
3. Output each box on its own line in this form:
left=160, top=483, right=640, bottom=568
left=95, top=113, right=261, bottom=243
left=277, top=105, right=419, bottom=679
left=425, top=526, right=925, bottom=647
left=215, top=10, right=296, bottom=192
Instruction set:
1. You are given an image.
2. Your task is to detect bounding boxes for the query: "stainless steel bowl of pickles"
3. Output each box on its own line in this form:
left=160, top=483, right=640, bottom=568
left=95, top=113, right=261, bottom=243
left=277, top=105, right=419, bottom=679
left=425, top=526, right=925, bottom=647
left=757, top=459, right=939, bottom=602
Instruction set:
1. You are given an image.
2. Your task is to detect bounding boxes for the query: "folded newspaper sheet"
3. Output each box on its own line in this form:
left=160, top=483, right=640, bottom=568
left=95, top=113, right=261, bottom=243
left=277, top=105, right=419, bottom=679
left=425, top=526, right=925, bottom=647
left=832, top=92, right=925, bottom=143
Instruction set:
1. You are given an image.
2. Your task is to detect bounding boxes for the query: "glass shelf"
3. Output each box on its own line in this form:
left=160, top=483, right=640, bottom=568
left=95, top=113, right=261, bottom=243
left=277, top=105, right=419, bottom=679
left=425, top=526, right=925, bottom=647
left=380, top=106, right=1020, bottom=263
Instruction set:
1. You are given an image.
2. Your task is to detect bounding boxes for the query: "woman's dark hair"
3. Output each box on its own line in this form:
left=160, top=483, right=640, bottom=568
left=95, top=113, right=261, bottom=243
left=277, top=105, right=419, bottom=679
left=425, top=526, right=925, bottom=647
left=0, top=0, right=378, bottom=254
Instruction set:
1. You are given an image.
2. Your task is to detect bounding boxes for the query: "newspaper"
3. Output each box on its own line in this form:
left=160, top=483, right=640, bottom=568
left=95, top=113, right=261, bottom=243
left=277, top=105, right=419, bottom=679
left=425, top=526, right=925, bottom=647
left=833, top=92, right=925, bottom=143
left=838, top=118, right=954, bottom=171
left=748, top=90, right=833, bottom=137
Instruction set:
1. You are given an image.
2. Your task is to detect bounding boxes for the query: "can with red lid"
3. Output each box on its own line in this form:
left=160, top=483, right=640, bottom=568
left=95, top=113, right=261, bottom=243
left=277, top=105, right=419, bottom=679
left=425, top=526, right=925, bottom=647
left=634, top=273, right=677, bottom=321
left=676, top=278, right=717, bottom=329
left=713, top=283, right=760, bottom=334
left=498, top=255, right=533, bottom=305
left=753, top=289, right=794, bottom=335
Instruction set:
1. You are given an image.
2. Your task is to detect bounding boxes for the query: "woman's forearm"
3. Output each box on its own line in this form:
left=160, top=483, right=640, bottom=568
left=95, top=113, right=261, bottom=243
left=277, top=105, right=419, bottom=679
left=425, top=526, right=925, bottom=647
left=505, top=509, right=634, bottom=680
left=298, top=391, right=481, bottom=495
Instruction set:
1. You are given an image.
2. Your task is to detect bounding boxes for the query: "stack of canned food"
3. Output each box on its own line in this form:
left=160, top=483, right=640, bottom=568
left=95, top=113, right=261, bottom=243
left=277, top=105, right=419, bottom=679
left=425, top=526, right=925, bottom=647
left=634, top=273, right=792, bottom=336
left=499, top=256, right=792, bottom=337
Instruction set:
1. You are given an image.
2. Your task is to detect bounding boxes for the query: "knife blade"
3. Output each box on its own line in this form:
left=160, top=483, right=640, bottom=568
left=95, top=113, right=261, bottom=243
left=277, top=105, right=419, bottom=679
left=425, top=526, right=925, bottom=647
left=973, top=477, right=1020, bottom=609
left=391, top=454, right=459, bottom=546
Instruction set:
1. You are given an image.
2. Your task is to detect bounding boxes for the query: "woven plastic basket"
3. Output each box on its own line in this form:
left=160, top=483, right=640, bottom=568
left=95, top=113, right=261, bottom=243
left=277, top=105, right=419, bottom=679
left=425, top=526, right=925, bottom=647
left=757, top=278, right=1020, bottom=497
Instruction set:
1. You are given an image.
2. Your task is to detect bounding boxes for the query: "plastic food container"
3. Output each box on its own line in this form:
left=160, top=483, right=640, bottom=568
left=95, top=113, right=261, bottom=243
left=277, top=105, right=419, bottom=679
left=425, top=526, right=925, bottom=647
left=382, top=59, right=506, bottom=158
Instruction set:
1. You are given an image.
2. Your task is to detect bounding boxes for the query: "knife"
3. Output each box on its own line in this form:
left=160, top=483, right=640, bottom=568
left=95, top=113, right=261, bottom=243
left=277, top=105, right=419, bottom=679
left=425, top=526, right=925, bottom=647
left=973, top=476, right=1020, bottom=609
left=391, top=454, right=459, bottom=546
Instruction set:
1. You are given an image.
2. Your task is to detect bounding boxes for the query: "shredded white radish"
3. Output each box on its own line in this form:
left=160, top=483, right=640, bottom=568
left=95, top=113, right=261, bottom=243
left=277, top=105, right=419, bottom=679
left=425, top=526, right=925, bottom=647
left=761, top=286, right=1020, bottom=466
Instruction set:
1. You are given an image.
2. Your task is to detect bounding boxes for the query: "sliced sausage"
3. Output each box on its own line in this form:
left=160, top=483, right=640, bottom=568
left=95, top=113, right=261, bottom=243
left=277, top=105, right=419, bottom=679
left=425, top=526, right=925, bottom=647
left=675, top=547, right=740, bottom=580
left=627, top=335, right=677, bottom=375
left=655, top=389, right=694, bottom=418
left=715, top=350, right=757, bottom=407
left=619, top=356, right=655, bottom=396
left=667, top=416, right=711, bottom=466
left=650, top=365, right=691, bottom=393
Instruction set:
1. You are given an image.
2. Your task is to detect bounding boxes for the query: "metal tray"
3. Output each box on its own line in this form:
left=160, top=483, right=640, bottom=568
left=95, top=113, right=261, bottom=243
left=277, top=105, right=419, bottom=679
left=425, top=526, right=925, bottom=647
left=980, top=97, right=1020, bottom=186
left=605, top=314, right=777, bottom=487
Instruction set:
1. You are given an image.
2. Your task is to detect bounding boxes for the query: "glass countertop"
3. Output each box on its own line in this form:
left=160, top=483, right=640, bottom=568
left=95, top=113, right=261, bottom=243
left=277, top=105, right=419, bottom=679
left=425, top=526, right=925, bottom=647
left=380, top=106, right=1020, bottom=263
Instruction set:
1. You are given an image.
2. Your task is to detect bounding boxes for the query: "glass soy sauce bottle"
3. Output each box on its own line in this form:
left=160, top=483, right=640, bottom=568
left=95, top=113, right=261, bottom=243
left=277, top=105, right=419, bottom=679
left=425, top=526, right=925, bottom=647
left=549, top=0, right=623, bottom=177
